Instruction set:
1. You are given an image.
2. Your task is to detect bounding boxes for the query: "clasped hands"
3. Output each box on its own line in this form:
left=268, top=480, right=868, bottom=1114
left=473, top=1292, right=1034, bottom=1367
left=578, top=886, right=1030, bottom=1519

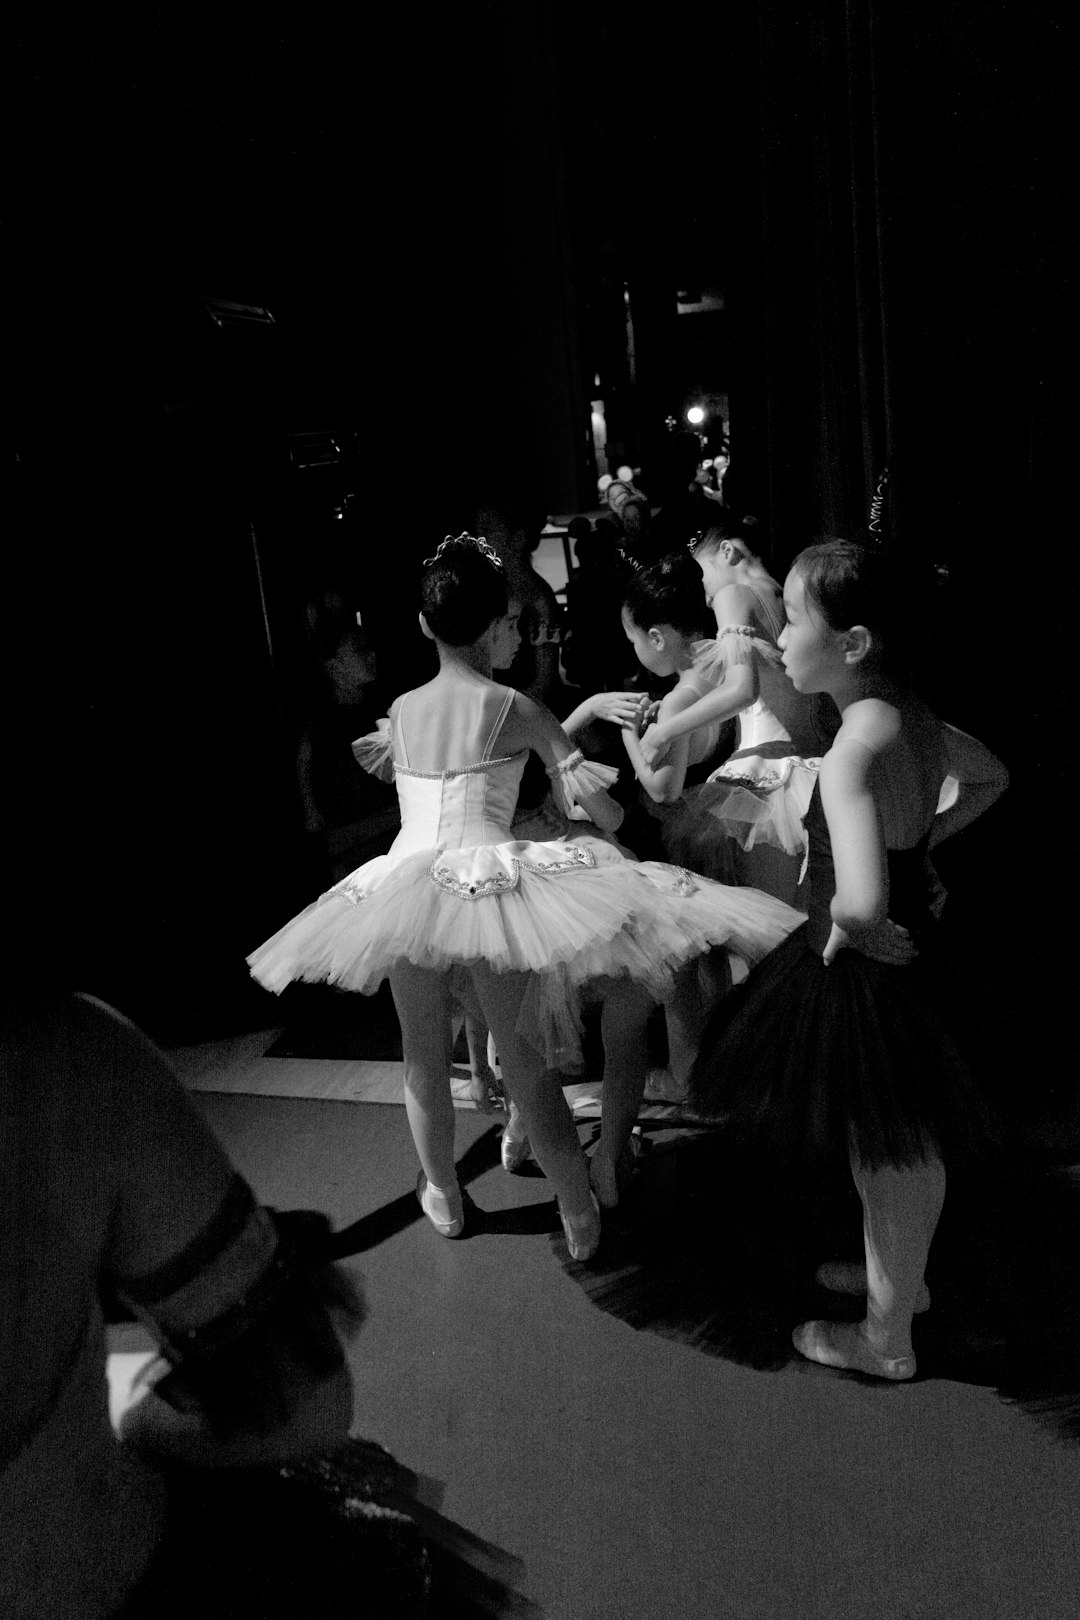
left=581, top=691, right=654, bottom=731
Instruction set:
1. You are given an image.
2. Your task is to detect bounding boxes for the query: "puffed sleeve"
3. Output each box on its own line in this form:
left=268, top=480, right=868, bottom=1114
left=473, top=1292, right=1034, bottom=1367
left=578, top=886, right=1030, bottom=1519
left=545, top=749, right=619, bottom=818
left=692, top=626, right=782, bottom=683
left=351, top=717, right=395, bottom=782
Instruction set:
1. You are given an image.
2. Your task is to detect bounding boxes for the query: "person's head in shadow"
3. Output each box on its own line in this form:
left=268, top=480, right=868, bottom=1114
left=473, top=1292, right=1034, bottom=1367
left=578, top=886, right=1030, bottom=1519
left=617, top=497, right=667, bottom=569
left=302, top=583, right=378, bottom=710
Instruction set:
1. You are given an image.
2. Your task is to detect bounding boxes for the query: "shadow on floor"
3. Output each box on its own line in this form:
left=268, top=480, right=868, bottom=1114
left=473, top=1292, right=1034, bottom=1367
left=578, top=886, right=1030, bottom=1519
left=328, top=1124, right=564, bottom=1257
left=554, top=1127, right=1080, bottom=1441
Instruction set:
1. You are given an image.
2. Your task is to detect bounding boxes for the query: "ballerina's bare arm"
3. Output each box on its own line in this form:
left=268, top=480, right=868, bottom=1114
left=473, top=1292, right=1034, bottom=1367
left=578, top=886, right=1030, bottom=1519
left=498, top=690, right=624, bottom=832
left=560, top=691, right=647, bottom=734
left=927, top=724, right=1008, bottom=849
left=621, top=682, right=696, bottom=804
left=819, top=733, right=918, bottom=966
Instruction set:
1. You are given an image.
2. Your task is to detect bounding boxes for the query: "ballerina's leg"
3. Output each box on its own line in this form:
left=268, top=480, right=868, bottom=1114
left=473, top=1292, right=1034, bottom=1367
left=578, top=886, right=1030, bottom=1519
left=590, top=977, right=654, bottom=1208
left=796, top=1146, right=945, bottom=1378
left=469, top=961, right=593, bottom=1220
left=388, top=960, right=459, bottom=1193
left=852, top=1149, right=946, bottom=1359
left=662, top=950, right=733, bottom=1100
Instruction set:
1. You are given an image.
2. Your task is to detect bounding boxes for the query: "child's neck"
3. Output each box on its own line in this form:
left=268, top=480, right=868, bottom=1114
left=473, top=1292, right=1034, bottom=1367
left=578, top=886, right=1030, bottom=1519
left=833, top=668, right=908, bottom=714
left=437, top=642, right=492, bottom=679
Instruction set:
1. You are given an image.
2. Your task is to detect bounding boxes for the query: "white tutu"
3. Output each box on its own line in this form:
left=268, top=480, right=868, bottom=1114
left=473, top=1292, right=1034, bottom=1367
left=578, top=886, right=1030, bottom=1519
left=248, top=832, right=800, bottom=1070
left=248, top=689, right=804, bottom=1070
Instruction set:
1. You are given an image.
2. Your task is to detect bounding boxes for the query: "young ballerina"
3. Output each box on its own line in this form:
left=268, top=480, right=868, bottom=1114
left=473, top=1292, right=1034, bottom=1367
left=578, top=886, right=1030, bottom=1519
left=249, top=535, right=803, bottom=1259
left=617, top=550, right=736, bottom=873
left=690, top=538, right=1008, bottom=1379
left=616, top=553, right=746, bottom=1105
left=639, top=528, right=835, bottom=905
left=498, top=555, right=767, bottom=1203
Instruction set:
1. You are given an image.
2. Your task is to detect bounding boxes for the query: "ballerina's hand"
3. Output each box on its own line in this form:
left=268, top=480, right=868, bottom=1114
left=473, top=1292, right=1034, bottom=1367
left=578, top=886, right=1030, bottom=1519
left=639, top=723, right=671, bottom=768
left=588, top=691, right=650, bottom=728
left=823, top=919, right=917, bottom=967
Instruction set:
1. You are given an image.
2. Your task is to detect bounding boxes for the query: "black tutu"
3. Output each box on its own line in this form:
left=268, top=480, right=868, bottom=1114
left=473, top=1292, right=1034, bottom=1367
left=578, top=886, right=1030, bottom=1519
left=688, top=921, right=1002, bottom=1171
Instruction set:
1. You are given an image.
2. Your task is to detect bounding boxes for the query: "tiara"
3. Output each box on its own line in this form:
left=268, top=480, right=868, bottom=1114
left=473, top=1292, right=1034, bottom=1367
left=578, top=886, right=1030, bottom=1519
left=422, top=532, right=503, bottom=569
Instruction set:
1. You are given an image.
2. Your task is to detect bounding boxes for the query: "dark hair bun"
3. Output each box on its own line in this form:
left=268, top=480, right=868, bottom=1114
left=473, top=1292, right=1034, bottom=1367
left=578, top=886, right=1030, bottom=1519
left=420, top=535, right=508, bottom=646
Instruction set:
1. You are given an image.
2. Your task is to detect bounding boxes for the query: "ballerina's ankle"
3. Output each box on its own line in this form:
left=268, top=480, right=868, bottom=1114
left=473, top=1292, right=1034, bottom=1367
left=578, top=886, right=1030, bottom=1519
left=558, top=1192, right=601, bottom=1262
left=417, top=1173, right=465, bottom=1238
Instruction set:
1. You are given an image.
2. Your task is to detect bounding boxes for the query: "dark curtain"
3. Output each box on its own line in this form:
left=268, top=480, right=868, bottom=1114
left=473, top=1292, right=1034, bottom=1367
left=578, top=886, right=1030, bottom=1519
left=736, top=0, right=1077, bottom=1107
left=741, top=0, right=895, bottom=552
left=736, top=1, right=1074, bottom=577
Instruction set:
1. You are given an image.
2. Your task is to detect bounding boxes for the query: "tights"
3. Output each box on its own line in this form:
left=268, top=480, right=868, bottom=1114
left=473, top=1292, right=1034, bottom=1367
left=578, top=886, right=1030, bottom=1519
left=851, top=1149, right=946, bottom=1358
left=389, top=960, right=593, bottom=1217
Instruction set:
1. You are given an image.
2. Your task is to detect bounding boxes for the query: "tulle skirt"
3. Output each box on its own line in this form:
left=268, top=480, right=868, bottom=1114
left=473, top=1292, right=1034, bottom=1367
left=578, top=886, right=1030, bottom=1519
left=688, top=924, right=1001, bottom=1170
left=695, top=755, right=819, bottom=858
left=247, top=837, right=802, bottom=1071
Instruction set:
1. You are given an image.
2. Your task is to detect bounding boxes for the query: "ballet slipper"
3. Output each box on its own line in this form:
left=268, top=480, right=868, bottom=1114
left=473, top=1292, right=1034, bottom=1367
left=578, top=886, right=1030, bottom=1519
left=558, top=1192, right=602, bottom=1263
left=416, top=1172, right=465, bottom=1239
left=792, top=1319, right=916, bottom=1381
left=814, top=1260, right=930, bottom=1314
left=589, top=1132, right=644, bottom=1210
left=589, top=1149, right=621, bottom=1210
left=500, top=1106, right=532, bottom=1173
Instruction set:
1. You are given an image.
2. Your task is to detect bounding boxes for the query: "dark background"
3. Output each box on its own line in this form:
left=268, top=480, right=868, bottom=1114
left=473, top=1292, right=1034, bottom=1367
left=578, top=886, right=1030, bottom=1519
left=5, top=4, right=1075, bottom=1113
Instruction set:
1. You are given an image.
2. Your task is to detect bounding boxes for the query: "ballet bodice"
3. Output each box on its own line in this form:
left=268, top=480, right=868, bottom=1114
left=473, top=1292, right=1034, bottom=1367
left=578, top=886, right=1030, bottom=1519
left=386, top=682, right=530, bottom=861
left=803, top=782, right=934, bottom=955
left=348, top=682, right=615, bottom=900
left=389, top=754, right=529, bottom=859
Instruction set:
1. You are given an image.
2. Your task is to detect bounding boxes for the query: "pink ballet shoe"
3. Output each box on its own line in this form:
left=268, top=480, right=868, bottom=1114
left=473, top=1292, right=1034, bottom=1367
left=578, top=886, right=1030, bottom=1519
left=814, top=1260, right=930, bottom=1314
left=792, top=1319, right=916, bottom=1381
left=558, top=1192, right=602, bottom=1263
left=416, top=1172, right=465, bottom=1239
left=500, top=1107, right=532, bottom=1173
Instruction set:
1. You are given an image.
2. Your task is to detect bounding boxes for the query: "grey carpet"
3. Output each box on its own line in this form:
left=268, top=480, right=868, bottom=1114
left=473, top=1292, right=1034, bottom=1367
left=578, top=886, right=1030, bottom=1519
left=192, top=1092, right=1080, bottom=1620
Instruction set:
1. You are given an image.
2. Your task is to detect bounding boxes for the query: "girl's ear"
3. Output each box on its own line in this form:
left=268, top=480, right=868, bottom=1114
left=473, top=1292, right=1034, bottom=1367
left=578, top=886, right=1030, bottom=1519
left=648, top=626, right=665, bottom=651
left=418, top=612, right=436, bottom=642
left=843, top=625, right=874, bottom=666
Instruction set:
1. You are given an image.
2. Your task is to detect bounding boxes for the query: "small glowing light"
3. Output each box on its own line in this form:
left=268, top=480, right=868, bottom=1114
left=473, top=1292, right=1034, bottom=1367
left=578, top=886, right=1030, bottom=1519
left=686, top=406, right=706, bottom=426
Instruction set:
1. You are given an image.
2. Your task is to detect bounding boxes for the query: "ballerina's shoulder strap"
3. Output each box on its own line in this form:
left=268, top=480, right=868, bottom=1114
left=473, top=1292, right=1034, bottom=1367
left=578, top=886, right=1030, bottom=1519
left=351, top=718, right=395, bottom=782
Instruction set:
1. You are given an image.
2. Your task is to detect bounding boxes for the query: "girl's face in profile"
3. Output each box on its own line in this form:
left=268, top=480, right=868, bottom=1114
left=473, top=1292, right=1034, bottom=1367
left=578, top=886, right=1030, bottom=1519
left=778, top=569, right=841, bottom=694
left=490, top=610, right=522, bottom=671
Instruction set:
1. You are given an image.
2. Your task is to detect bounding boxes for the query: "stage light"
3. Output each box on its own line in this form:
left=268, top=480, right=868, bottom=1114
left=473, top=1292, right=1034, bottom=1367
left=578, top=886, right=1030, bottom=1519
left=686, top=405, right=706, bottom=426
